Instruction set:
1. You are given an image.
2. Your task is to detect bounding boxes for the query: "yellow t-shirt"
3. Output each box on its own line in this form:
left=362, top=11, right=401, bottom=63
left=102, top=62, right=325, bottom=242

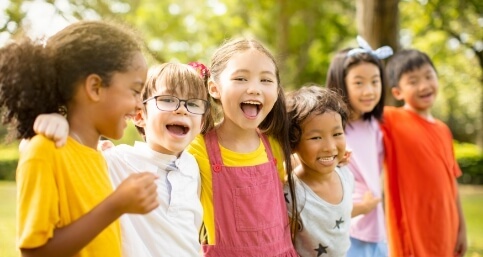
left=16, top=135, right=121, bottom=257
left=186, top=133, right=285, bottom=244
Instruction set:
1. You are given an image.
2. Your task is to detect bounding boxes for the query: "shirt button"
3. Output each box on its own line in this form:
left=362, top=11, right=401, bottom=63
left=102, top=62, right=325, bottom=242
left=213, top=164, right=222, bottom=172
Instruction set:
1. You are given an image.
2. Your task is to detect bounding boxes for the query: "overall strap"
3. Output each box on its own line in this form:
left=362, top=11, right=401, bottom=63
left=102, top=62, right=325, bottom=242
left=258, top=132, right=277, bottom=166
left=203, top=130, right=224, bottom=169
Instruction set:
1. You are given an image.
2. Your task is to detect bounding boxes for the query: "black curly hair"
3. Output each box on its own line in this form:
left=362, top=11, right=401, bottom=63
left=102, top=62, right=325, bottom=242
left=0, top=20, right=143, bottom=141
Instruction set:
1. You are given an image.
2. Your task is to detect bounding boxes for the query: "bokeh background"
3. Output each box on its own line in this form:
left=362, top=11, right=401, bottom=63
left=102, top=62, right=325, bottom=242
left=0, top=0, right=482, bottom=256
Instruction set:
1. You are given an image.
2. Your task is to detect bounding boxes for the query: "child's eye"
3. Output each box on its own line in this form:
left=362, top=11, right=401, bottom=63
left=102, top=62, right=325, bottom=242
left=334, top=132, right=344, bottom=137
left=233, top=77, right=246, bottom=81
left=261, top=79, right=274, bottom=83
left=159, top=98, right=175, bottom=103
left=132, top=89, right=141, bottom=97
left=187, top=102, right=200, bottom=108
left=309, top=136, right=322, bottom=140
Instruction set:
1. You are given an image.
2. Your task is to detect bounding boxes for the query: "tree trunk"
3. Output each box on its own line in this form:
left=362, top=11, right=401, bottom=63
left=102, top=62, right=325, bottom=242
left=356, top=0, right=400, bottom=106
left=276, top=0, right=289, bottom=82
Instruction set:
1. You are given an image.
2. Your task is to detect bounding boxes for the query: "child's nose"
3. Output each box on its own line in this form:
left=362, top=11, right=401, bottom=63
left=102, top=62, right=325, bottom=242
left=247, top=83, right=261, bottom=95
left=174, top=101, right=189, bottom=115
left=321, top=138, right=337, bottom=151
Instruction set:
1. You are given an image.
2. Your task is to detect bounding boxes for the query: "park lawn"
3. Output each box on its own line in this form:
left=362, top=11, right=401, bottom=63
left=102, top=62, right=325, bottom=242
left=461, top=186, right=483, bottom=256
left=0, top=181, right=19, bottom=257
left=0, top=182, right=482, bottom=257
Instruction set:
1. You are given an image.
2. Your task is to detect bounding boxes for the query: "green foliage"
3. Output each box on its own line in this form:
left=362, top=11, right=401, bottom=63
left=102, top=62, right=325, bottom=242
left=0, top=142, right=18, bottom=181
left=111, top=121, right=143, bottom=146
left=400, top=0, right=483, bottom=144
left=454, top=141, right=483, bottom=184
left=0, top=160, right=16, bottom=181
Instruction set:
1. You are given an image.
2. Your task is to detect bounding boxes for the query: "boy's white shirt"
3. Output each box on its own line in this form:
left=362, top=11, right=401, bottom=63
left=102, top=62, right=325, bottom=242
left=104, top=141, right=203, bottom=257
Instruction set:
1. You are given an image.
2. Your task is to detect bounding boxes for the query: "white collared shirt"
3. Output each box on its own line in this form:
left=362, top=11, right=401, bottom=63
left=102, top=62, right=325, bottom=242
left=105, top=141, right=202, bottom=257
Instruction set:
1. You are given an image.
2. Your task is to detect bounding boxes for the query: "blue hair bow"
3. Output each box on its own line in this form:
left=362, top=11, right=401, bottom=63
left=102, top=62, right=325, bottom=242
left=347, top=36, right=393, bottom=59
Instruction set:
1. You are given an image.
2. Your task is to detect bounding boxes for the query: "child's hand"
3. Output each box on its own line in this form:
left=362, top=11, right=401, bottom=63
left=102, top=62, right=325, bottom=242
left=454, top=224, right=467, bottom=257
left=33, top=113, right=69, bottom=148
left=338, top=148, right=352, bottom=167
left=98, top=140, right=115, bottom=151
left=112, top=172, right=159, bottom=214
left=360, top=191, right=381, bottom=214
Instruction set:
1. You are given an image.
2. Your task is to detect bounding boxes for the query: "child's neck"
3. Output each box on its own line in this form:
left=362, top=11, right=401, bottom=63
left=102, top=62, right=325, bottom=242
left=403, top=104, right=435, bottom=122
left=349, top=110, right=363, bottom=121
left=296, top=167, right=342, bottom=204
left=216, top=122, right=260, bottom=153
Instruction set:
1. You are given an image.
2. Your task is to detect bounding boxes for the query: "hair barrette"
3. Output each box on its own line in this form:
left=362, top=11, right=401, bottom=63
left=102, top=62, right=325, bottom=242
left=188, top=62, right=210, bottom=80
left=347, top=35, right=393, bottom=59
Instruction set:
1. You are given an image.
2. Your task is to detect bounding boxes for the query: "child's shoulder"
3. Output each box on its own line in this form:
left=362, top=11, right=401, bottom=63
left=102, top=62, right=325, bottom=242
left=383, top=105, right=403, bottom=116
left=336, top=166, right=354, bottom=186
left=23, top=135, right=60, bottom=155
left=187, top=134, right=207, bottom=152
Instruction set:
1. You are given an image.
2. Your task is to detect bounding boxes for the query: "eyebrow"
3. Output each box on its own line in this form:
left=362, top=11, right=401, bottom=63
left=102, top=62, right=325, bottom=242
left=133, top=81, right=144, bottom=89
left=352, top=74, right=380, bottom=79
left=232, top=69, right=276, bottom=76
left=305, top=125, right=343, bottom=134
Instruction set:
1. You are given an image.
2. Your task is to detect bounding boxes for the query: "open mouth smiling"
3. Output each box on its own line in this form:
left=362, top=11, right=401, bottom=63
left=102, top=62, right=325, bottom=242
left=166, top=123, right=190, bottom=135
left=240, top=101, right=262, bottom=118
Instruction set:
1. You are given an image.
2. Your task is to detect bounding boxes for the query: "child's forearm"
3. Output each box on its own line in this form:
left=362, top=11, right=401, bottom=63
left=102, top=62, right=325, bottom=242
left=20, top=193, right=123, bottom=257
left=455, top=181, right=467, bottom=237
left=351, top=202, right=368, bottom=217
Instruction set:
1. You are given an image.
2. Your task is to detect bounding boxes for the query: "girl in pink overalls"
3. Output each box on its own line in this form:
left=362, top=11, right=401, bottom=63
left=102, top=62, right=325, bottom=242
left=187, top=38, right=298, bottom=257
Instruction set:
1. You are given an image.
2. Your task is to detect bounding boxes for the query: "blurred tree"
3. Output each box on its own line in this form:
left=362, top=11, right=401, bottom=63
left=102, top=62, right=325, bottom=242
left=399, top=0, right=483, bottom=146
left=0, top=0, right=481, bottom=146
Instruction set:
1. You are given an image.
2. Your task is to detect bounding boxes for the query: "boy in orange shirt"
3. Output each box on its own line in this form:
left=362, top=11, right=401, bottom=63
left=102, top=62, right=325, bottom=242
left=382, top=49, right=467, bottom=257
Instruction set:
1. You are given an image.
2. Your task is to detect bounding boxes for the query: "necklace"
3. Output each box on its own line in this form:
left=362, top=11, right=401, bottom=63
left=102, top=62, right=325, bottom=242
left=70, top=132, right=84, bottom=145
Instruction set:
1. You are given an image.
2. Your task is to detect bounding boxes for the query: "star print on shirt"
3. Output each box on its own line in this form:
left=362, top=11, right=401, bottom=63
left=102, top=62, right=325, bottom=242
left=333, top=217, right=344, bottom=229
left=314, top=243, right=328, bottom=256
left=284, top=192, right=289, bottom=203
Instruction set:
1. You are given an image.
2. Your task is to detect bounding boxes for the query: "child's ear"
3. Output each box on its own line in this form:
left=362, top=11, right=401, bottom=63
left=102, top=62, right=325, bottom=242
left=391, top=87, right=404, bottom=101
left=84, top=74, right=103, bottom=102
left=133, top=109, right=146, bottom=128
left=208, top=80, right=221, bottom=99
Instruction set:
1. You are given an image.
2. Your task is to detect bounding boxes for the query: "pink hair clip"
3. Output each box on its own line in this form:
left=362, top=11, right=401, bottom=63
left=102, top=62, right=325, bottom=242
left=188, top=62, right=210, bottom=80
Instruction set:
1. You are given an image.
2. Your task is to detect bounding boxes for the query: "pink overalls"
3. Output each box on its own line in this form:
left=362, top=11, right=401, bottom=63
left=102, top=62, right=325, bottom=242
left=202, top=130, right=298, bottom=257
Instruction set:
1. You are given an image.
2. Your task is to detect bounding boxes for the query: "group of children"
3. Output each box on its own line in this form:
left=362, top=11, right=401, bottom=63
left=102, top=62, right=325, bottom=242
left=0, top=20, right=466, bottom=257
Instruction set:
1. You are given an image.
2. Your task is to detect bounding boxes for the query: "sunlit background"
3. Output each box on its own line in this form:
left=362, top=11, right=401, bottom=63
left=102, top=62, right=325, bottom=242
left=0, top=0, right=482, bottom=256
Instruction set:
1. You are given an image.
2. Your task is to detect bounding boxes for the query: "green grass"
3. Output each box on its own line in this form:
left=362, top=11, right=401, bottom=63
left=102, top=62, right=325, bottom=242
left=0, top=182, right=482, bottom=256
left=461, top=186, right=483, bottom=256
left=0, top=181, right=19, bottom=257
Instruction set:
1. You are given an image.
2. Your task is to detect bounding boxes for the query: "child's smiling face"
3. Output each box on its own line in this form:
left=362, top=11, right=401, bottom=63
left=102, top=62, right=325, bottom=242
left=345, top=62, right=382, bottom=120
left=140, top=88, right=204, bottom=157
left=392, top=63, right=439, bottom=116
left=208, top=49, right=278, bottom=131
left=295, top=111, right=346, bottom=176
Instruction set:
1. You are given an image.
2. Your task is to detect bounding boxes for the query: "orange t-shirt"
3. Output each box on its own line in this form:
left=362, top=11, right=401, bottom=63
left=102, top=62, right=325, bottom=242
left=381, top=106, right=461, bottom=257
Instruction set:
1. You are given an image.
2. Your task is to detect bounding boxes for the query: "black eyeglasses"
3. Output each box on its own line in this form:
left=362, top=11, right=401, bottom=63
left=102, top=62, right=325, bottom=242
left=143, top=95, right=209, bottom=115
